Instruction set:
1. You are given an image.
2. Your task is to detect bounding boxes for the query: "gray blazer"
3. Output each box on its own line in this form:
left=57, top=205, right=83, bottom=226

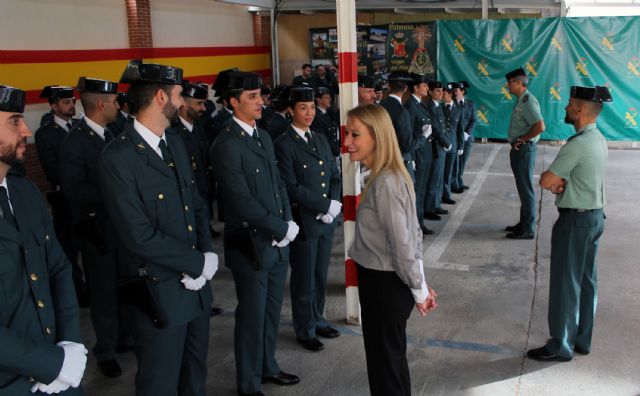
left=348, top=170, right=424, bottom=290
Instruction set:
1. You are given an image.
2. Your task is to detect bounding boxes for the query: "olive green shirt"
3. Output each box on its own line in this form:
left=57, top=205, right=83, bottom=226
left=548, top=123, right=607, bottom=209
left=508, top=89, right=543, bottom=143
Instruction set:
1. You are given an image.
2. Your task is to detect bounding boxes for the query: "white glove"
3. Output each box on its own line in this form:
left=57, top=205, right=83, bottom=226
left=412, top=161, right=416, bottom=171
left=457, top=149, right=464, bottom=156
left=181, top=274, right=206, bottom=291
left=285, top=221, right=299, bottom=242
left=31, top=378, right=70, bottom=394
left=327, top=200, right=342, bottom=218
left=57, top=342, right=88, bottom=388
left=320, top=213, right=334, bottom=224
left=463, top=132, right=470, bottom=141
left=201, top=252, right=218, bottom=280
left=443, top=144, right=452, bottom=152
left=422, top=124, right=432, bottom=139
left=272, top=238, right=290, bottom=248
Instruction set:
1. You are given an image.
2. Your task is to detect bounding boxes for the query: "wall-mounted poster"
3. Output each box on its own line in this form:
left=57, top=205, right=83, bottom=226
left=328, top=28, right=338, bottom=43
left=387, top=22, right=437, bottom=79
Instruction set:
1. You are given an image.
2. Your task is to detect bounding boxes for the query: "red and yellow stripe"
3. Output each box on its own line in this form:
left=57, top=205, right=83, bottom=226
left=0, top=46, right=271, bottom=104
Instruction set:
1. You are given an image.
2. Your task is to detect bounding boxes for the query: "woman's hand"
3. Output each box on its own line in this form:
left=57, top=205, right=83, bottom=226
left=415, top=287, right=438, bottom=316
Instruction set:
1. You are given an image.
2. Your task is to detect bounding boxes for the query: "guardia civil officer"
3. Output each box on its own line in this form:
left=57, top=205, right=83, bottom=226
left=34, top=85, right=86, bottom=306
left=379, top=72, right=414, bottom=179
left=107, top=92, right=133, bottom=136
left=203, top=68, right=237, bottom=146
left=504, top=67, right=545, bottom=239
left=98, top=60, right=218, bottom=395
left=451, top=80, right=475, bottom=193
left=59, top=77, right=125, bottom=378
left=274, top=86, right=342, bottom=352
left=210, top=71, right=300, bottom=396
left=257, top=85, right=274, bottom=130
left=311, top=87, right=341, bottom=157
left=404, top=73, right=434, bottom=234
left=527, top=86, right=611, bottom=362
left=441, top=83, right=463, bottom=205
left=423, top=81, right=452, bottom=220
left=266, top=85, right=291, bottom=141
left=0, top=84, right=88, bottom=395
left=357, top=74, right=377, bottom=105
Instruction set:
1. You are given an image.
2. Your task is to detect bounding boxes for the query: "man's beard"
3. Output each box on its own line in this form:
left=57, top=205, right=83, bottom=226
left=564, top=112, right=574, bottom=125
left=162, top=98, right=179, bottom=121
left=0, top=141, right=26, bottom=168
left=187, top=107, right=204, bottom=121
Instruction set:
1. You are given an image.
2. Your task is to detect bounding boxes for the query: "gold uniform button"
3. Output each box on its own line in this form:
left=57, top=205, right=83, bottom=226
left=256, top=168, right=260, bottom=173
left=192, top=245, right=196, bottom=249
left=29, top=376, right=35, bottom=382
left=187, top=225, right=193, bottom=232
left=30, top=273, right=38, bottom=281
left=45, top=234, right=50, bottom=241
left=319, top=160, right=324, bottom=165
left=184, top=205, right=189, bottom=211
left=323, top=194, right=327, bottom=198
left=37, top=300, right=45, bottom=308
left=45, top=327, right=51, bottom=335
left=303, top=164, right=307, bottom=169
left=279, top=209, right=283, bottom=214
left=321, top=183, right=326, bottom=187
left=320, top=172, right=325, bottom=176
left=158, top=193, right=164, bottom=200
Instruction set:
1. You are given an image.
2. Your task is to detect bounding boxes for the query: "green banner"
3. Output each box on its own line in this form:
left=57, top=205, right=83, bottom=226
left=438, top=17, right=640, bottom=141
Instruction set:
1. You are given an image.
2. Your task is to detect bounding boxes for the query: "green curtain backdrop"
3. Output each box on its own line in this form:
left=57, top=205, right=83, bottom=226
left=438, top=17, right=640, bottom=141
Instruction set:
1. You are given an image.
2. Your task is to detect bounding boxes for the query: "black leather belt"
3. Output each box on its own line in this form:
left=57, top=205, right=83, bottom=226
left=558, top=208, right=601, bottom=213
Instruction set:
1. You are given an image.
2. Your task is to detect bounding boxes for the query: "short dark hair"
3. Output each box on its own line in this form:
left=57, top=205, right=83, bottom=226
left=389, top=80, right=407, bottom=94
left=302, top=63, right=312, bottom=70
left=128, top=83, right=174, bottom=112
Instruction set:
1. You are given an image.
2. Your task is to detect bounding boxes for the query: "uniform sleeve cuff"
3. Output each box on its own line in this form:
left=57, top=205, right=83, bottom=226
left=410, top=280, right=429, bottom=303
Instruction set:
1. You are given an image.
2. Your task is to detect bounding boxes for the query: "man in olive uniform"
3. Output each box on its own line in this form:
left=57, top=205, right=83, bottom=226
left=98, top=60, right=218, bottom=395
left=357, top=74, right=377, bottom=105
left=0, top=84, right=88, bottom=395
left=424, top=81, right=452, bottom=221
left=527, top=86, right=611, bottom=362
left=405, top=73, right=434, bottom=235
left=441, top=83, right=463, bottom=205
left=311, top=87, right=340, bottom=157
left=34, top=86, right=86, bottom=306
left=211, top=71, right=300, bottom=396
left=59, top=77, right=125, bottom=378
left=504, top=67, right=545, bottom=240
left=274, top=87, right=342, bottom=352
left=266, top=85, right=291, bottom=141
left=452, top=80, right=476, bottom=193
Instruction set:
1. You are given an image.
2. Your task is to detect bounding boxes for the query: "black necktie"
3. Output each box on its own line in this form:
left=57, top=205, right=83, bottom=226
left=252, top=129, right=263, bottom=148
left=305, top=132, right=317, bottom=151
left=104, top=127, right=114, bottom=142
left=158, top=139, right=175, bottom=168
left=66, top=122, right=73, bottom=131
left=0, top=186, right=17, bottom=229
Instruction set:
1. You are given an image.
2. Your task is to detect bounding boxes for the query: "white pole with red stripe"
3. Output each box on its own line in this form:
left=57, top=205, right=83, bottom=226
left=336, top=0, right=361, bottom=325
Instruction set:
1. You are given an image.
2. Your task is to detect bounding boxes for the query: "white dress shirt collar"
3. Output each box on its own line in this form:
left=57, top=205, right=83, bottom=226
left=291, top=124, right=310, bottom=142
left=0, top=177, right=12, bottom=213
left=232, top=116, right=257, bottom=137
left=83, top=116, right=105, bottom=140
left=54, top=115, right=72, bottom=131
left=412, top=94, right=423, bottom=103
left=389, top=94, right=403, bottom=105
left=179, top=116, right=194, bottom=133
left=133, top=119, right=166, bottom=159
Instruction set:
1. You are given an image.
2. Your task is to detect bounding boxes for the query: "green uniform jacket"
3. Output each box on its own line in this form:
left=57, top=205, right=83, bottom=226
left=425, top=99, right=451, bottom=152
left=405, top=96, right=431, bottom=165
left=0, top=172, right=81, bottom=394
left=98, top=124, right=213, bottom=327
left=211, top=120, right=292, bottom=270
left=380, top=96, right=414, bottom=161
left=459, top=99, right=476, bottom=138
left=274, top=126, right=341, bottom=238
left=169, top=120, right=211, bottom=200
left=34, top=122, right=68, bottom=191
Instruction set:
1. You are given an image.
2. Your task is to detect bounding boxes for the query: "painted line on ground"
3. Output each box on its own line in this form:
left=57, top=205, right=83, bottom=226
left=423, top=145, right=502, bottom=268
left=465, top=171, right=539, bottom=178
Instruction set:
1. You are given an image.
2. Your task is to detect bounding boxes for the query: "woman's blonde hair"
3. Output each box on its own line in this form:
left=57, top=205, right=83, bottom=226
left=347, top=104, right=414, bottom=199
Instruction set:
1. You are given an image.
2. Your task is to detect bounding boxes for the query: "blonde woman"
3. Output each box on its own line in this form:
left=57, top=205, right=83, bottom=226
left=346, top=104, right=437, bottom=396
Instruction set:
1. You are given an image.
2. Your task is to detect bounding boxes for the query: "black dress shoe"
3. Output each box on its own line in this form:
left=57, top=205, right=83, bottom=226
left=526, top=346, right=572, bottom=362
left=98, top=359, right=122, bottom=377
left=316, top=326, right=340, bottom=338
left=441, top=198, right=456, bottom=205
left=238, top=391, right=265, bottom=396
left=451, top=188, right=464, bottom=194
left=262, top=371, right=300, bottom=385
left=504, top=223, right=522, bottom=232
left=424, top=213, right=441, bottom=221
left=210, top=306, right=223, bottom=317
left=297, top=337, right=324, bottom=351
left=462, top=185, right=470, bottom=190
left=420, top=225, right=434, bottom=235
left=435, top=207, right=449, bottom=215
left=506, top=230, right=535, bottom=240
left=574, top=346, right=590, bottom=355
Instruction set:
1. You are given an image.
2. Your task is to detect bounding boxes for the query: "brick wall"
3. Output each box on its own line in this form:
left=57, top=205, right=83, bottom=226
left=25, top=143, right=49, bottom=192
left=126, top=0, right=153, bottom=48
left=253, top=14, right=272, bottom=86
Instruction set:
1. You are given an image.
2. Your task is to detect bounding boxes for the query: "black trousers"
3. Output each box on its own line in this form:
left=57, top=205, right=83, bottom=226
left=357, top=264, right=415, bottom=396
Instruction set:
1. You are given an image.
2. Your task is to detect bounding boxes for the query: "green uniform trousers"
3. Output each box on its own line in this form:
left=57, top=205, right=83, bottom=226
left=509, top=142, right=537, bottom=234
left=546, top=209, right=604, bottom=358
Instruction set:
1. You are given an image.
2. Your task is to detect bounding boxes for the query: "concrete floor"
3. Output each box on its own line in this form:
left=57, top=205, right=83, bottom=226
left=79, top=143, right=640, bottom=396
